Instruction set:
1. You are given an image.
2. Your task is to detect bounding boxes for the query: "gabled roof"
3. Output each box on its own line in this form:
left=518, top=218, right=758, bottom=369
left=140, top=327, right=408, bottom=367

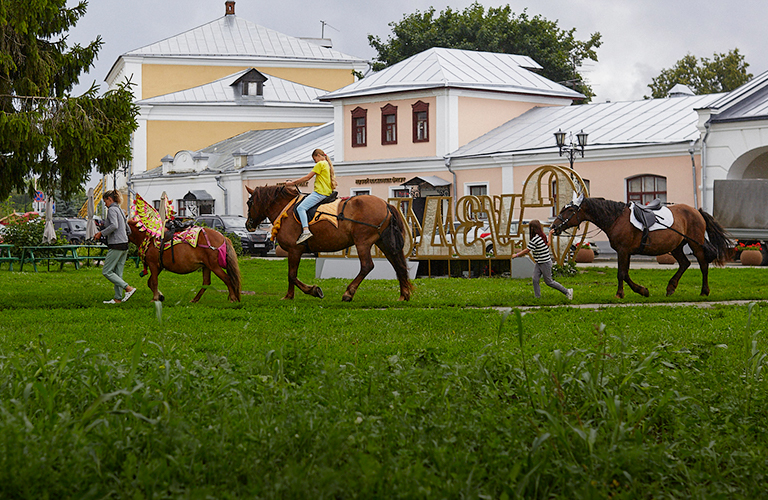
left=450, top=93, right=724, bottom=158
left=137, top=69, right=330, bottom=106
left=320, top=47, right=583, bottom=101
left=124, top=14, right=365, bottom=64
left=701, top=70, right=768, bottom=123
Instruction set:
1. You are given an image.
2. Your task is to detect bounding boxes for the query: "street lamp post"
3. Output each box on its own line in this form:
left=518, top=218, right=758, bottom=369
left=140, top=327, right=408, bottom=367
left=554, top=129, right=588, bottom=169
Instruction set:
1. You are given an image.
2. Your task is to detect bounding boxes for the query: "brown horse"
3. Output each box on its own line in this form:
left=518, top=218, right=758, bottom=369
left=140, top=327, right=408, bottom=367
left=127, top=219, right=242, bottom=303
left=245, top=185, right=413, bottom=301
left=551, top=195, right=732, bottom=298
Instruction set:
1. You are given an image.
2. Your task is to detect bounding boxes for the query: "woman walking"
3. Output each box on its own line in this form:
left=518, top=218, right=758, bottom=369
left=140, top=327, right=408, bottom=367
left=512, top=219, right=573, bottom=300
left=94, top=190, right=136, bottom=304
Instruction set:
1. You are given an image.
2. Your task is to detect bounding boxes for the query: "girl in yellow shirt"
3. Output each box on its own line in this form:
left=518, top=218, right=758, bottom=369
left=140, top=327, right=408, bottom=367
left=286, top=149, right=337, bottom=244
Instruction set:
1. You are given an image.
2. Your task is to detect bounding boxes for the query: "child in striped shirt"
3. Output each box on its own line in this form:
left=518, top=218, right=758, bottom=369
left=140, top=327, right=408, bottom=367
left=512, top=219, right=573, bottom=300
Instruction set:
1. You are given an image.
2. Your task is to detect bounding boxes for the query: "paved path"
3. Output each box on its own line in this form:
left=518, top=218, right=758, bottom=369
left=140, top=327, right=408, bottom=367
left=491, top=299, right=763, bottom=314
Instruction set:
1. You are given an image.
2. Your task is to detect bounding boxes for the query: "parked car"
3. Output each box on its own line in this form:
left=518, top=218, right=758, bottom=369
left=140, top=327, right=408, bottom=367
left=194, top=215, right=273, bottom=256
left=53, top=217, right=88, bottom=243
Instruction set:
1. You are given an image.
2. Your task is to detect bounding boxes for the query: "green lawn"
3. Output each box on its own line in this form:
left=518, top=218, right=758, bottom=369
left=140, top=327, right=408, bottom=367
left=0, top=259, right=766, bottom=498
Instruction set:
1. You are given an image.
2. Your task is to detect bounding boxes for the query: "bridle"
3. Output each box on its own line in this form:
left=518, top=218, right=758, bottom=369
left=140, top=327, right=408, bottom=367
left=553, top=202, right=583, bottom=234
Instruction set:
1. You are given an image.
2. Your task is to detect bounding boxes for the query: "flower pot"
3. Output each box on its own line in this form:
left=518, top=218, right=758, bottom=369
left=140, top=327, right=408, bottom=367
left=574, top=248, right=594, bottom=263
left=740, top=249, right=762, bottom=266
left=656, top=253, right=676, bottom=265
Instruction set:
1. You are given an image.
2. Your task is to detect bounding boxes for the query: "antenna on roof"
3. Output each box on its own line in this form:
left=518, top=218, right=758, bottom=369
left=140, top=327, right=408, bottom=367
left=320, top=20, right=339, bottom=38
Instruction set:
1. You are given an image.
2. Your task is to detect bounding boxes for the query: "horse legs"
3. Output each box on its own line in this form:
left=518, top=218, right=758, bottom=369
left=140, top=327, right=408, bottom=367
left=207, top=265, right=240, bottom=303
left=147, top=267, right=164, bottom=302
left=692, top=245, right=711, bottom=296
left=615, top=252, right=649, bottom=298
left=376, top=241, right=413, bottom=301
left=666, top=245, right=691, bottom=296
left=342, top=244, right=375, bottom=302
left=284, top=249, right=324, bottom=300
left=191, top=267, right=212, bottom=303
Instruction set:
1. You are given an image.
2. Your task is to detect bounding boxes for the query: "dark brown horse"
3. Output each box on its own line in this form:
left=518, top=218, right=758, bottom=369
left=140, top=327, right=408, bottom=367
left=127, top=219, right=241, bottom=303
left=551, top=196, right=732, bottom=298
left=245, top=185, right=413, bottom=301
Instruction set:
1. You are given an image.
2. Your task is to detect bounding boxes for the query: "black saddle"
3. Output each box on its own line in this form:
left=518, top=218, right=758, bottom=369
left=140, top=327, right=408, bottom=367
left=293, top=191, right=338, bottom=223
left=632, top=199, right=664, bottom=252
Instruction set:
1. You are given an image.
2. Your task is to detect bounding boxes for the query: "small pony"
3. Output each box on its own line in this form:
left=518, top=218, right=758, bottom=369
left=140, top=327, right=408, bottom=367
left=127, top=219, right=241, bottom=303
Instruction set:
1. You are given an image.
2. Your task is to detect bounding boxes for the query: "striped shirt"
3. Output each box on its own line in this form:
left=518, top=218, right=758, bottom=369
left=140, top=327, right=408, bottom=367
left=528, top=234, right=552, bottom=264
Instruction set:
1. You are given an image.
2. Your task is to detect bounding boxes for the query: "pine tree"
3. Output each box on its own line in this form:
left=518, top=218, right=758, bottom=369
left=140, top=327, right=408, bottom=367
left=0, top=0, right=138, bottom=200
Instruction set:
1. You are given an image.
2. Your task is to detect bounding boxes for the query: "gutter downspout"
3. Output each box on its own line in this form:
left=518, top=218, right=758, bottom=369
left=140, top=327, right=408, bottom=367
left=444, top=157, right=457, bottom=212
left=700, top=122, right=711, bottom=212
left=215, top=176, right=228, bottom=215
left=688, top=141, right=698, bottom=210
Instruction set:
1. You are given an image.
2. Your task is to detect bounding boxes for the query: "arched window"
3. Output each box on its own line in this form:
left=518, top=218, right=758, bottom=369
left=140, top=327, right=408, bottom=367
left=627, top=175, right=666, bottom=204
left=351, top=107, right=367, bottom=147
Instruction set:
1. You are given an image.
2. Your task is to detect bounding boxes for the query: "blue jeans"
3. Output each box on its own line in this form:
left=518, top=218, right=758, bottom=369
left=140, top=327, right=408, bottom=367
left=296, top=191, right=326, bottom=229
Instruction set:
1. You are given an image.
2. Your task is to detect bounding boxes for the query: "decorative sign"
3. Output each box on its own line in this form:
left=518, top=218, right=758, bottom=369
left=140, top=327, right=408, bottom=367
left=321, top=165, right=590, bottom=265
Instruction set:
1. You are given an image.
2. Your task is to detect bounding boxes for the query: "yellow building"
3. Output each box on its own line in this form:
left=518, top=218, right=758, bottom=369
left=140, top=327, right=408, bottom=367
left=105, top=0, right=367, bottom=175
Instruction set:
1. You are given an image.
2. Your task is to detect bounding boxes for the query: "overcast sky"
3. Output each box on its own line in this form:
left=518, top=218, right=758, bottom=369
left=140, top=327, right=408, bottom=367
left=68, top=0, right=766, bottom=103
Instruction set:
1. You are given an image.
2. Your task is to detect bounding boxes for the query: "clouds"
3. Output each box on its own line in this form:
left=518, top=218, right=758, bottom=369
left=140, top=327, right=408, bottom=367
left=67, top=0, right=766, bottom=103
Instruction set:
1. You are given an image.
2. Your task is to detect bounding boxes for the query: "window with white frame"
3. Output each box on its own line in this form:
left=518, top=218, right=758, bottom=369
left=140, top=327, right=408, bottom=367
left=627, top=175, right=666, bottom=205
left=465, top=183, right=489, bottom=220
left=351, top=188, right=370, bottom=197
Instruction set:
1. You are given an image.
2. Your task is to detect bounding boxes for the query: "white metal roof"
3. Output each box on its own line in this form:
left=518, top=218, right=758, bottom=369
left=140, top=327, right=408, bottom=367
left=703, top=70, right=768, bottom=123
left=320, top=47, right=583, bottom=101
left=450, top=93, right=725, bottom=158
left=137, top=69, right=330, bottom=106
left=125, top=14, right=366, bottom=64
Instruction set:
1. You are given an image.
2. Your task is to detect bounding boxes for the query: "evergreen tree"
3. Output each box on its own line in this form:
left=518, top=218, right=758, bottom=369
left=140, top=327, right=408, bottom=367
left=0, top=0, right=138, bottom=200
left=368, top=3, right=602, bottom=101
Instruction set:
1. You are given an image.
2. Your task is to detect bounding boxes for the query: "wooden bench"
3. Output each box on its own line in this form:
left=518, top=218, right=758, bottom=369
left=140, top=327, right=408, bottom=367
left=0, top=244, right=19, bottom=271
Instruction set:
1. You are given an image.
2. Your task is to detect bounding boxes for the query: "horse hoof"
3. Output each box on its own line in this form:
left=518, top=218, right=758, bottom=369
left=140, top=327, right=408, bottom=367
left=640, top=288, right=650, bottom=297
left=159, top=294, right=165, bottom=302
left=314, top=287, right=324, bottom=299
left=342, top=294, right=353, bottom=302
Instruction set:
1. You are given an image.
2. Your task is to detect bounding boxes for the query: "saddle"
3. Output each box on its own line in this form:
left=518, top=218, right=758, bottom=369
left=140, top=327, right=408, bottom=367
left=292, top=191, right=339, bottom=224
left=631, top=199, right=665, bottom=252
left=160, top=218, right=195, bottom=267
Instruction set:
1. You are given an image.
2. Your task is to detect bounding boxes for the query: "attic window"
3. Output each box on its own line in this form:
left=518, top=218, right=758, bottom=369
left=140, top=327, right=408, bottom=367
left=242, top=81, right=263, bottom=96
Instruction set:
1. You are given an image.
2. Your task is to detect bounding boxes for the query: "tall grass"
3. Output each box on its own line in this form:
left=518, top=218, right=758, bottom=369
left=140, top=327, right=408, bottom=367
left=0, top=259, right=766, bottom=498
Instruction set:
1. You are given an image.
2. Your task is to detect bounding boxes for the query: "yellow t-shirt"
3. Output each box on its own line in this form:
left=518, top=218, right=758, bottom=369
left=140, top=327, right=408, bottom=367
left=312, top=160, right=333, bottom=196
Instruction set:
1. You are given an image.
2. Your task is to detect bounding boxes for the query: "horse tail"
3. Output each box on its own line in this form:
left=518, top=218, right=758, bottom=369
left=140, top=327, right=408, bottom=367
left=380, top=204, right=414, bottom=300
left=699, top=209, right=733, bottom=266
left=225, top=237, right=242, bottom=299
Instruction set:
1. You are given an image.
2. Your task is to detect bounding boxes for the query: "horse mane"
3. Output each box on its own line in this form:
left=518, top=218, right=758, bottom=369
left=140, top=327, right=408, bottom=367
left=583, top=197, right=628, bottom=228
left=248, top=185, right=298, bottom=223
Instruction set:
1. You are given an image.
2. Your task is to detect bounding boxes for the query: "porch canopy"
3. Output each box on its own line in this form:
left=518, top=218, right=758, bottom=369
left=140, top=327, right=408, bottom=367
left=401, top=176, right=451, bottom=188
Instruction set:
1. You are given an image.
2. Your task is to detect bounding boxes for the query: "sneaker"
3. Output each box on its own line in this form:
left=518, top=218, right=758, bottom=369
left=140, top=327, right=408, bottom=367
left=566, top=288, right=573, bottom=300
left=296, top=230, right=313, bottom=245
left=103, top=299, right=121, bottom=304
left=123, top=287, right=136, bottom=302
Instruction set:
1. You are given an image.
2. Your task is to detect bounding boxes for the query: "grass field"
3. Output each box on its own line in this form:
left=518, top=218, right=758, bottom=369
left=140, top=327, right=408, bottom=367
left=0, top=258, right=767, bottom=498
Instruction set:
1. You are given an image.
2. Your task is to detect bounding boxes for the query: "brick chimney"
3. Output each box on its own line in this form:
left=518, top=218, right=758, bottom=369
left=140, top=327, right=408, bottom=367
left=225, top=1, right=235, bottom=15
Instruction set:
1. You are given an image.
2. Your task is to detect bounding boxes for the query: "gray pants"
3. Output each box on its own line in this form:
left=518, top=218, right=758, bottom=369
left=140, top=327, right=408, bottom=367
left=533, top=261, right=568, bottom=298
left=103, top=249, right=129, bottom=300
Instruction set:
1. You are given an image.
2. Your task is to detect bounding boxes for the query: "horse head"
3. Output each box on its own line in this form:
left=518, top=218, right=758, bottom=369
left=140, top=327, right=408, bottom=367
left=126, top=218, right=146, bottom=246
left=245, top=184, right=298, bottom=231
left=551, top=200, right=584, bottom=236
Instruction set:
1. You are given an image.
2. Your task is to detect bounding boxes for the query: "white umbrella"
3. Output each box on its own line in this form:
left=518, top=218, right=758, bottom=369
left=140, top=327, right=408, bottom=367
left=85, top=188, right=98, bottom=241
left=42, top=194, right=56, bottom=243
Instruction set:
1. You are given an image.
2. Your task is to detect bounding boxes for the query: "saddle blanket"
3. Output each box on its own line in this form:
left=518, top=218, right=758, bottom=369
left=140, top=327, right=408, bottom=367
left=162, top=226, right=205, bottom=249
left=629, top=202, right=674, bottom=232
left=291, top=198, right=343, bottom=228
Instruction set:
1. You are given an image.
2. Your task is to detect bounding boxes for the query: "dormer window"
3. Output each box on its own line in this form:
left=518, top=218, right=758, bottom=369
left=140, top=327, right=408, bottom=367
left=232, top=68, right=268, bottom=99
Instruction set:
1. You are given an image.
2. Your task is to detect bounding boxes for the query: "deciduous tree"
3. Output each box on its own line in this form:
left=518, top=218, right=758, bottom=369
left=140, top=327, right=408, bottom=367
left=368, top=2, right=602, bottom=101
left=0, top=0, right=138, bottom=200
left=646, top=48, right=752, bottom=98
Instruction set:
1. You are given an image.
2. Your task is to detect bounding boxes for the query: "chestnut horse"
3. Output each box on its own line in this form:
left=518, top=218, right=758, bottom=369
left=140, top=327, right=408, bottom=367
left=245, top=185, right=413, bottom=301
left=551, top=196, right=732, bottom=298
left=127, top=219, right=241, bottom=303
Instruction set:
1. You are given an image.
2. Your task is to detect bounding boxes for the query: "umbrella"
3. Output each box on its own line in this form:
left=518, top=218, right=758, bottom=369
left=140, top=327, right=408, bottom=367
left=86, top=188, right=98, bottom=241
left=42, top=194, right=56, bottom=243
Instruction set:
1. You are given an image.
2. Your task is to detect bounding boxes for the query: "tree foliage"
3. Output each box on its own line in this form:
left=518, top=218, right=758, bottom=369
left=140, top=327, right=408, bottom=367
left=0, top=0, right=138, bottom=201
left=368, top=2, right=602, bottom=100
left=646, top=48, right=753, bottom=99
